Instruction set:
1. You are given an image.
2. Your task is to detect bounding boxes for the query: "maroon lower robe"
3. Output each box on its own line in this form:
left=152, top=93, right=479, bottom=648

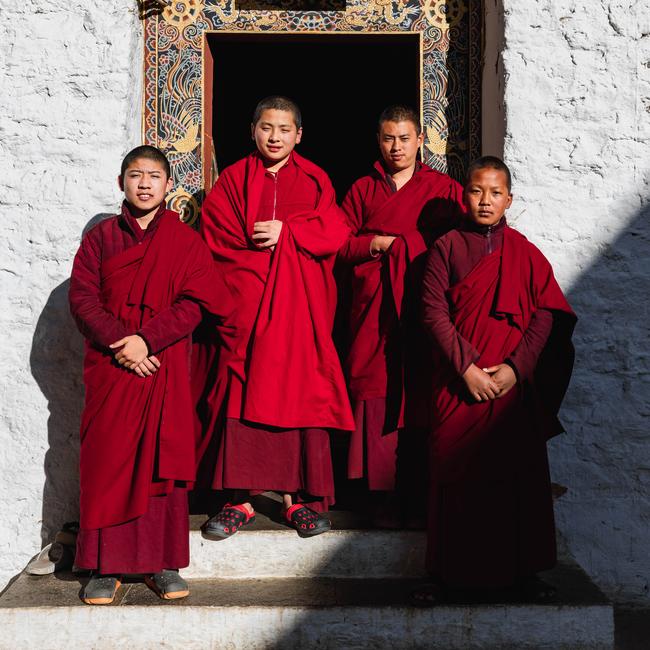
left=421, top=219, right=576, bottom=588
left=338, top=161, right=464, bottom=491
left=197, top=152, right=354, bottom=512
left=70, top=203, right=231, bottom=573
left=74, top=488, right=189, bottom=575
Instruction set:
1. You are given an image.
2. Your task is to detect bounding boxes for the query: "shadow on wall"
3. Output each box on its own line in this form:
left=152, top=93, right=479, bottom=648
left=552, top=200, right=650, bottom=602
left=30, top=214, right=112, bottom=547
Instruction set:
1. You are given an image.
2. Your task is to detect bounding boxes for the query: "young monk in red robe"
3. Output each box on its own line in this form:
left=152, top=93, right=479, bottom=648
left=197, top=96, right=354, bottom=538
left=69, top=146, right=231, bottom=605
left=413, top=156, right=576, bottom=604
left=338, top=106, right=464, bottom=526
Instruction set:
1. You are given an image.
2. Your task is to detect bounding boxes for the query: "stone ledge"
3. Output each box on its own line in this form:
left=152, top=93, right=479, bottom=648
left=187, top=527, right=427, bottom=579
left=0, top=571, right=613, bottom=649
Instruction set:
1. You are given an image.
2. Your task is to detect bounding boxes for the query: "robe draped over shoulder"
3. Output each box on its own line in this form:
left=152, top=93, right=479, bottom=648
left=199, top=152, right=354, bottom=432
left=421, top=224, right=576, bottom=587
left=338, top=162, right=464, bottom=489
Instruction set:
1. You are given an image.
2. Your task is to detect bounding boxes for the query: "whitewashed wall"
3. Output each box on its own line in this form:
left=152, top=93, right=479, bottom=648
left=0, top=0, right=648, bottom=606
left=0, top=1, right=142, bottom=586
left=499, top=0, right=650, bottom=603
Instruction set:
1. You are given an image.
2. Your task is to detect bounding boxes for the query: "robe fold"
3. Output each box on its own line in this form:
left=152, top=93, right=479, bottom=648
left=198, top=152, right=353, bottom=507
left=73, top=209, right=232, bottom=532
left=338, top=161, right=464, bottom=490
left=421, top=223, right=576, bottom=588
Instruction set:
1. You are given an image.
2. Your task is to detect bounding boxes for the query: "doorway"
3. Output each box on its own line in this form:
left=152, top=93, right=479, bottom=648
left=204, top=32, right=421, bottom=198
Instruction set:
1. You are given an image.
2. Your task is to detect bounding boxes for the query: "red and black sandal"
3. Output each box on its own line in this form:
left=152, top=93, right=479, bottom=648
left=284, top=504, right=331, bottom=537
left=201, top=504, right=256, bottom=540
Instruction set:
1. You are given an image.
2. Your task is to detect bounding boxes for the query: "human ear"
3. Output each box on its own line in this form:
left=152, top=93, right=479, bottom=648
left=295, top=127, right=303, bottom=145
left=117, top=175, right=124, bottom=191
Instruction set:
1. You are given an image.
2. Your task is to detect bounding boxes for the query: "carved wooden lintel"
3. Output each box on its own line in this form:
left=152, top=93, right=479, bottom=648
left=237, top=1, right=346, bottom=9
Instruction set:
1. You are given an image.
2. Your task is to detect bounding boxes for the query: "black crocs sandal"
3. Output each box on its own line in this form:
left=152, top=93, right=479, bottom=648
left=518, top=575, right=557, bottom=602
left=409, top=581, right=446, bottom=608
left=284, top=504, right=331, bottom=537
left=145, top=569, right=190, bottom=600
left=81, top=573, right=122, bottom=605
left=201, top=503, right=256, bottom=540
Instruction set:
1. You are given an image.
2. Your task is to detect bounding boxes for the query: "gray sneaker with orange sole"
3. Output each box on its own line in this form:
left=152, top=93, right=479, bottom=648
left=145, top=570, right=190, bottom=600
left=81, top=574, right=122, bottom=605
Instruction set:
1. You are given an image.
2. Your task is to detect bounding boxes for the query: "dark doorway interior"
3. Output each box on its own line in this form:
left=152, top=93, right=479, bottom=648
left=208, top=32, right=420, bottom=198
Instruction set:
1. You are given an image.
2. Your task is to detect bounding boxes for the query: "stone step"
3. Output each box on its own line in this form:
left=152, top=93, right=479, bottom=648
left=0, top=565, right=614, bottom=650
left=186, top=511, right=426, bottom=579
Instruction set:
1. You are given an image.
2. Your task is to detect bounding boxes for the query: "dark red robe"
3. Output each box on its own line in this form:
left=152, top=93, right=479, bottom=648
left=338, top=161, right=464, bottom=490
left=198, top=152, right=354, bottom=510
left=70, top=204, right=231, bottom=573
left=421, top=220, right=576, bottom=588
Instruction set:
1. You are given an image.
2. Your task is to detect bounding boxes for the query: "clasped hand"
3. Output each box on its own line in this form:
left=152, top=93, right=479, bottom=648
left=252, top=220, right=283, bottom=250
left=370, top=235, right=396, bottom=255
left=462, top=362, right=517, bottom=402
left=109, top=334, right=161, bottom=378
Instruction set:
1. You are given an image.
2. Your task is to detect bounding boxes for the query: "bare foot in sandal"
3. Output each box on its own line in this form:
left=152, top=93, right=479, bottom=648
left=284, top=504, right=331, bottom=537
left=201, top=503, right=255, bottom=540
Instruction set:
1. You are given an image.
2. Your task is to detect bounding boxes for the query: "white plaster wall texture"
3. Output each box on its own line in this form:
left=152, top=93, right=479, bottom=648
left=501, top=0, right=650, bottom=603
left=0, top=0, right=649, bottom=607
left=0, top=1, right=142, bottom=587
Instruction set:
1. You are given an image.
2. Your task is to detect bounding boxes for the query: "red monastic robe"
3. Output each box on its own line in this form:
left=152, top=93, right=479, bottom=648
left=338, top=161, right=464, bottom=490
left=421, top=222, right=576, bottom=588
left=198, top=152, right=354, bottom=509
left=70, top=207, right=231, bottom=539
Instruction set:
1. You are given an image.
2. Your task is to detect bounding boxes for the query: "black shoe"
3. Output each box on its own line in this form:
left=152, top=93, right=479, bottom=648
left=145, top=569, right=190, bottom=600
left=284, top=505, right=331, bottom=537
left=81, top=574, right=121, bottom=605
left=409, top=581, right=446, bottom=607
left=201, top=504, right=256, bottom=540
